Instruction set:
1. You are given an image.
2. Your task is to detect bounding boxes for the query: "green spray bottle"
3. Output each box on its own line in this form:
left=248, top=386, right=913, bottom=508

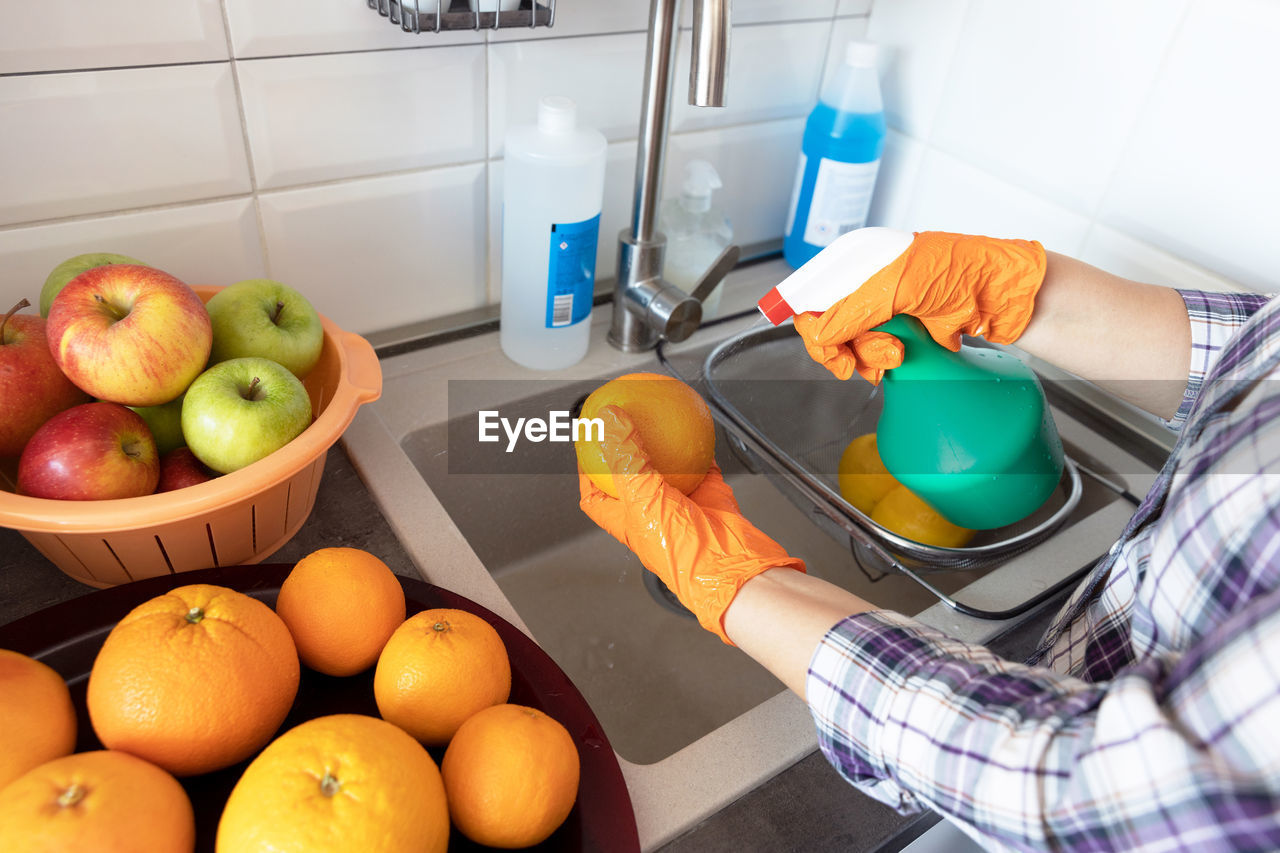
left=871, top=314, right=1063, bottom=530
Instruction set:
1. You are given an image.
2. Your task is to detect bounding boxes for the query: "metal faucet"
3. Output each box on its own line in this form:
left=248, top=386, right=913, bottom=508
left=608, top=0, right=741, bottom=352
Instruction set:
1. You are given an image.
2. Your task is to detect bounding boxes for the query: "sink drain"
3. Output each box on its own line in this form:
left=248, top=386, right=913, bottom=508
left=643, top=571, right=695, bottom=620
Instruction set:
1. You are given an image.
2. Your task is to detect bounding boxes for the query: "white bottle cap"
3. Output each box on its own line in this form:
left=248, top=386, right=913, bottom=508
left=537, top=95, right=577, bottom=134
left=845, top=41, right=878, bottom=68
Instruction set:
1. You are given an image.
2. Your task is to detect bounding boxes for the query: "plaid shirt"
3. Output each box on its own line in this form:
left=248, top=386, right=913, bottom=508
left=806, top=290, right=1280, bottom=852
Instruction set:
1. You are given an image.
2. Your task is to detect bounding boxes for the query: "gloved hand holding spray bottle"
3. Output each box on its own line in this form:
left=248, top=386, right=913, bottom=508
left=759, top=228, right=1066, bottom=530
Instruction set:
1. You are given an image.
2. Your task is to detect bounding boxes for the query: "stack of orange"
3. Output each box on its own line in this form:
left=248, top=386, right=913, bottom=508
left=372, top=607, right=580, bottom=848
left=0, top=545, right=583, bottom=851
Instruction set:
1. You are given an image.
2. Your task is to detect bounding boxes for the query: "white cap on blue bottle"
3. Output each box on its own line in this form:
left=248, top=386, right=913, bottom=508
left=845, top=41, right=878, bottom=68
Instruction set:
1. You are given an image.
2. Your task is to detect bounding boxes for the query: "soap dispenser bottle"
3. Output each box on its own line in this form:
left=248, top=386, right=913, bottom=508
left=499, top=95, right=607, bottom=371
left=659, top=160, right=734, bottom=320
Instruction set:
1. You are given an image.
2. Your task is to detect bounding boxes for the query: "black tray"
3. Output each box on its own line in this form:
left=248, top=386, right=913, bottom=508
left=0, top=563, right=639, bottom=852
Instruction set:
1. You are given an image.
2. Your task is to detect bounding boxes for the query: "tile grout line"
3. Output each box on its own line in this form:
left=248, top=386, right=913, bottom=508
left=216, top=0, right=272, bottom=278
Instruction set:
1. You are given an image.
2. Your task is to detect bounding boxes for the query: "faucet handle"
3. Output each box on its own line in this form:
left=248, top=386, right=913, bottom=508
left=651, top=243, right=741, bottom=343
left=690, top=243, right=741, bottom=304
left=647, top=282, right=702, bottom=343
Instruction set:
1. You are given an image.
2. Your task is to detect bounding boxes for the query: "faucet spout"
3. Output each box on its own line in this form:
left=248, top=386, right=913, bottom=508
left=690, top=0, right=730, bottom=107
left=608, top=0, right=734, bottom=353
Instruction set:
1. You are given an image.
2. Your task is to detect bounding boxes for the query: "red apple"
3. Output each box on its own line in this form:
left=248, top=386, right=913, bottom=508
left=0, top=298, right=91, bottom=457
left=46, top=265, right=212, bottom=407
left=156, top=446, right=219, bottom=492
left=17, top=402, right=160, bottom=500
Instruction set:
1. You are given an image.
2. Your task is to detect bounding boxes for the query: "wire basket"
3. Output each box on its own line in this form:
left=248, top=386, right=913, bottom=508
left=659, top=319, right=1082, bottom=574
left=0, top=286, right=382, bottom=589
left=369, top=0, right=555, bottom=33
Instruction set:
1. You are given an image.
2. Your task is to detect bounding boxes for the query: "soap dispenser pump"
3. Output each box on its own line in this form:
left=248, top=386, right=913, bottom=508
left=659, top=160, right=734, bottom=319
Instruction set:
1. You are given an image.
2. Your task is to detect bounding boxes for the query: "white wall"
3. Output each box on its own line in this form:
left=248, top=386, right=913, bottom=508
left=864, top=0, right=1279, bottom=295
left=0, top=1, right=870, bottom=335
left=2, top=0, right=1274, bottom=340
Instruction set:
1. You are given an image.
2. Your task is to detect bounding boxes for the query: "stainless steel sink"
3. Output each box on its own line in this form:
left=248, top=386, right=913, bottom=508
left=340, top=258, right=1172, bottom=850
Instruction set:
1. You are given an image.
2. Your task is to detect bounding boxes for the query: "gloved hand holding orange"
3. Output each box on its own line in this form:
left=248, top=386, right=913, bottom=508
left=577, top=392, right=805, bottom=645
left=793, top=230, right=1048, bottom=384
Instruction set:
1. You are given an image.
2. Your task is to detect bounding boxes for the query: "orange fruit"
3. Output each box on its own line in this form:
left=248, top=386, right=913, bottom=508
left=0, top=649, right=77, bottom=790
left=373, top=608, right=511, bottom=746
left=275, top=547, right=407, bottom=677
left=86, top=583, right=300, bottom=777
left=0, top=750, right=195, bottom=853
left=836, top=433, right=899, bottom=514
left=215, top=714, right=449, bottom=853
left=575, top=371, right=715, bottom=498
left=871, top=484, right=976, bottom=548
left=442, top=703, right=580, bottom=849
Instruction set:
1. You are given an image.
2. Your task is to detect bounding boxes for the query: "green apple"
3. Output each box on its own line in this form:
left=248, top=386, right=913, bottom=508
left=128, top=394, right=186, bottom=456
left=40, top=252, right=149, bottom=317
left=181, top=357, right=312, bottom=474
left=206, top=279, right=324, bottom=379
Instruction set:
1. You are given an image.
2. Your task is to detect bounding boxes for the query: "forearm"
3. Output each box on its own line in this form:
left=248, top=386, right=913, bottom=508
left=1015, top=252, right=1191, bottom=419
left=723, top=568, right=875, bottom=699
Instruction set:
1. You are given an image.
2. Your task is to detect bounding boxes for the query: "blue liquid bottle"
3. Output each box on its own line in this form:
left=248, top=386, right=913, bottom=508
left=784, top=41, right=886, bottom=269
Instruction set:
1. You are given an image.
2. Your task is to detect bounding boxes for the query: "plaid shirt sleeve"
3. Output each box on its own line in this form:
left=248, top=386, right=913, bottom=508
left=1172, top=289, right=1272, bottom=426
left=806, top=599, right=1280, bottom=851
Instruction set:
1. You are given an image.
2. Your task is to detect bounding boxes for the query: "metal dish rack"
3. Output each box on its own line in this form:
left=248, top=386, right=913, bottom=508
left=368, top=0, right=555, bottom=33
left=658, top=319, right=1103, bottom=621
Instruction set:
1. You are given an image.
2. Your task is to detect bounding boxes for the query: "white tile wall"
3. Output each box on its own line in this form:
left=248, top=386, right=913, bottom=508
left=0, top=64, right=250, bottom=226
left=1098, top=0, right=1280, bottom=292
left=236, top=46, right=487, bottom=188
left=0, top=1, right=228, bottom=74
left=868, top=0, right=1280, bottom=295
left=2, top=0, right=1277, bottom=336
left=258, top=165, right=488, bottom=335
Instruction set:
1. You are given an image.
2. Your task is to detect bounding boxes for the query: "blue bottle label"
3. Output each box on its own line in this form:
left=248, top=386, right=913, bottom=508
left=544, top=213, right=601, bottom=329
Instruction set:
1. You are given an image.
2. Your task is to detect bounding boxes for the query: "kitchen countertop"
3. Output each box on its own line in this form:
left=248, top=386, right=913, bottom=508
left=0, top=306, right=1075, bottom=852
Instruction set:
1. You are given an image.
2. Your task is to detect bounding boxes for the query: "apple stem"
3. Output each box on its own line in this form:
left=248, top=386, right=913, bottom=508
left=93, top=293, right=128, bottom=321
left=271, top=300, right=285, bottom=325
left=243, top=377, right=263, bottom=401
left=1, top=298, right=30, bottom=341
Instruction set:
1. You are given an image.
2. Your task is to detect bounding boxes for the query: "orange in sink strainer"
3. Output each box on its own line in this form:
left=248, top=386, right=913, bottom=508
left=0, top=286, right=382, bottom=588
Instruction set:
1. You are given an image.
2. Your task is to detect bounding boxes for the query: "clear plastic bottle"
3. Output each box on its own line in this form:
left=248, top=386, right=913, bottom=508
left=783, top=41, right=886, bottom=270
left=499, top=96, right=607, bottom=370
left=659, top=160, right=734, bottom=319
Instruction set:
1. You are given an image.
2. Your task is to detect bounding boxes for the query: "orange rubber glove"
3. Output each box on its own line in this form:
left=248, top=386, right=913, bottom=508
left=578, top=405, right=806, bottom=645
left=792, top=231, right=1047, bottom=383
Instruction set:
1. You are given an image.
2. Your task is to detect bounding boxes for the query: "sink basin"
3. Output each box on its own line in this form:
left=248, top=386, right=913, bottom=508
left=340, top=258, right=1170, bottom=850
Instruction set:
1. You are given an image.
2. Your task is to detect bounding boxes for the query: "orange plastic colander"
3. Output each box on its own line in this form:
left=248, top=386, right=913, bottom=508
left=0, top=285, right=382, bottom=588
